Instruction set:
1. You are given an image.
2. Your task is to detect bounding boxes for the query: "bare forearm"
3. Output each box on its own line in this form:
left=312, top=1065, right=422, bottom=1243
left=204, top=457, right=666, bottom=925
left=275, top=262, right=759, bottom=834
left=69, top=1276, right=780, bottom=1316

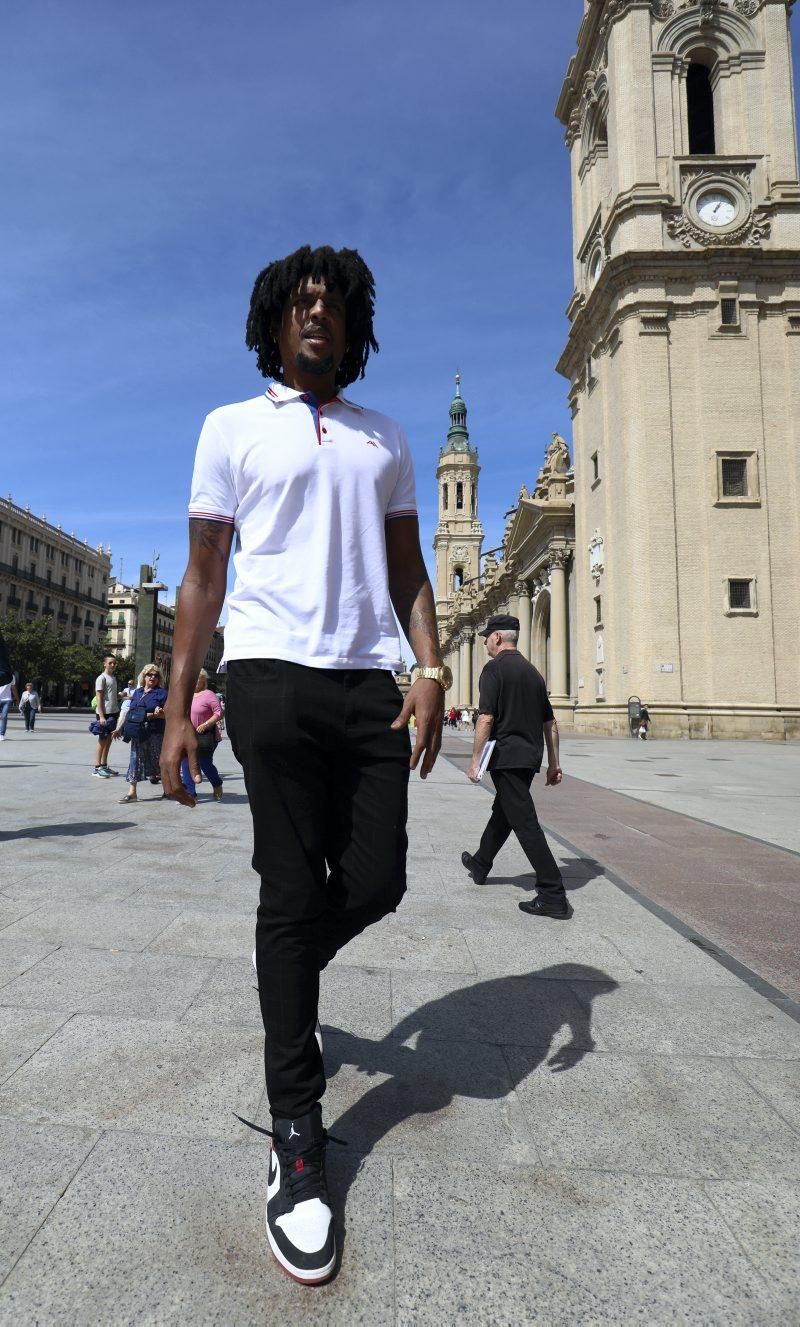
left=545, top=719, right=560, bottom=766
left=166, top=577, right=225, bottom=717
left=471, top=713, right=494, bottom=761
left=391, top=574, right=442, bottom=668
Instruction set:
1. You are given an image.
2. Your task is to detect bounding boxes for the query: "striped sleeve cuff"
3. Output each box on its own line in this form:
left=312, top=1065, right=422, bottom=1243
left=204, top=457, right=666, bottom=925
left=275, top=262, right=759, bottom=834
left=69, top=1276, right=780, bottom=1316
left=385, top=507, right=418, bottom=521
left=188, top=510, right=236, bottom=524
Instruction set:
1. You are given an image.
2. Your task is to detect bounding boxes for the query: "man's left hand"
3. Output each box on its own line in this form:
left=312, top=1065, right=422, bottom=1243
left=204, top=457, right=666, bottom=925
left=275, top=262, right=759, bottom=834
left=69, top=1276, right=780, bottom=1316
left=391, top=678, right=443, bottom=779
left=467, top=761, right=481, bottom=784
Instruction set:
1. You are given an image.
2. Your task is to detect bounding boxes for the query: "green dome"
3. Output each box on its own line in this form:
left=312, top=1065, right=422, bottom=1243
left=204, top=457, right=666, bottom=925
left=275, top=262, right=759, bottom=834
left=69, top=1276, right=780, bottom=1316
left=442, top=372, right=474, bottom=455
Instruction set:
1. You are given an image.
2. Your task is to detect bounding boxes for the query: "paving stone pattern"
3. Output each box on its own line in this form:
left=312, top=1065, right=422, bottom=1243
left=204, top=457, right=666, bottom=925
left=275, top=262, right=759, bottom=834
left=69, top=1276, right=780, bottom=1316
left=0, top=715, right=798, bottom=1323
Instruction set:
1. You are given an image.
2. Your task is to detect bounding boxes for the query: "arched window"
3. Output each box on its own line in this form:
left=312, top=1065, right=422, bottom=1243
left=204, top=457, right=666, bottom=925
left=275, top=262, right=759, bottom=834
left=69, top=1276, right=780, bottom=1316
left=687, top=61, right=716, bottom=155
left=453, top=567, right=464, bottom=591
left=442, top=484, right=448, bottom=511
left=456, top=482, right=464, bottom=510
left=471, top=487, right=476, bottom=515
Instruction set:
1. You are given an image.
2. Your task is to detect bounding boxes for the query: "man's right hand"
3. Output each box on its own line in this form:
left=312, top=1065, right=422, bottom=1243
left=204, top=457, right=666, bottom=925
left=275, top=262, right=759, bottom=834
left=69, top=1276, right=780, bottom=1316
left=546, top=764, right=563, bottom=786
left=160, top=717, right=199, bottom=807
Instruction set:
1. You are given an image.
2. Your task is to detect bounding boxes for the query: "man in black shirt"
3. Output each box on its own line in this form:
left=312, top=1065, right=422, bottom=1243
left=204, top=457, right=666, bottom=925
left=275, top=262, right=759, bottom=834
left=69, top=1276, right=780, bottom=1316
left=462, top=613, right=572, bottom=920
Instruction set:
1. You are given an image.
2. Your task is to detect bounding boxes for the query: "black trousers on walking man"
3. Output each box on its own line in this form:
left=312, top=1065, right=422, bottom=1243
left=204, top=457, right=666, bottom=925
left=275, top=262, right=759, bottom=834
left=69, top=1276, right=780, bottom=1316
left=473, top=768, right=565, bottom=900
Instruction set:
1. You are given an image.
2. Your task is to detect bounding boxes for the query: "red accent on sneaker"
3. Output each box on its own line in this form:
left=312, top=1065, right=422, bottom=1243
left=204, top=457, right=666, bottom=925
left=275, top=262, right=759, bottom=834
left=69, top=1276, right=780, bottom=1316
left=294, top=1158, right=305, bottom=1172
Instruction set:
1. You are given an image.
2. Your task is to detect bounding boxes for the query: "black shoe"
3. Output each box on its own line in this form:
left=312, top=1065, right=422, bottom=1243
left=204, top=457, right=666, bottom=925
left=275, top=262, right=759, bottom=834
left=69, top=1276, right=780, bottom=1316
left=266, top=1106, right=336, bottom=1284
left=461, top=851, right=488, bottom=886
left=518, top=894, right=574, bottom=921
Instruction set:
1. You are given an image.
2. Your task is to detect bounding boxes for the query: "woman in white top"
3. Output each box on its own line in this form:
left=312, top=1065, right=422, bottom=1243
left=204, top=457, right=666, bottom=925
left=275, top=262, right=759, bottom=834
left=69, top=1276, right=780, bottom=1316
left=0, top=674, right=19, bottom=740
left=19, top=682, right=42, bottom=732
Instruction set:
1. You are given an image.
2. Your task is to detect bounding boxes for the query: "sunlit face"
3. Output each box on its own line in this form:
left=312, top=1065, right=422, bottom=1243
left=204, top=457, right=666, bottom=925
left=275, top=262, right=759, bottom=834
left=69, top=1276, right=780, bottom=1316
left=276, top=277, right=347, bottom=384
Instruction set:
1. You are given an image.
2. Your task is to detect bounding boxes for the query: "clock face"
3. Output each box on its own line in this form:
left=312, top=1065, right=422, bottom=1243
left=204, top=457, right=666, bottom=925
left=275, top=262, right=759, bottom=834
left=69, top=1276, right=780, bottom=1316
left=696, top=190, right=738, bottom=227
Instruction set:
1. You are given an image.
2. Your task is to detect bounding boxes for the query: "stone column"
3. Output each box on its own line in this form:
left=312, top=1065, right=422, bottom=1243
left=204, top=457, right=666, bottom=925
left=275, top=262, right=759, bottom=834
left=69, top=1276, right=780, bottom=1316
left=515, top=580, right=532, bottom=661
left=451, top=640, right=461, bottom=706
left=548, top=551, right=570, bottom=702
left=462, top=634, right=474, bottom=707
left=473, top=630, right=482, bottom=702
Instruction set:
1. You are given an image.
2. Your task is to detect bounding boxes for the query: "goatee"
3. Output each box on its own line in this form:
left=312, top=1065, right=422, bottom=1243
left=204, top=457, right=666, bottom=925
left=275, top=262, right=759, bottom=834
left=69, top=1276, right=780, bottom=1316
left=295, top=350, right=335, bottom=377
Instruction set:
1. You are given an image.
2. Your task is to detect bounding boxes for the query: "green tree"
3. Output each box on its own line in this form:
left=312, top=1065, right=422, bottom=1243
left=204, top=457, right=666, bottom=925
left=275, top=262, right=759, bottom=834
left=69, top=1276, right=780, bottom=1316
left=0, top=612, right=67, bottom=685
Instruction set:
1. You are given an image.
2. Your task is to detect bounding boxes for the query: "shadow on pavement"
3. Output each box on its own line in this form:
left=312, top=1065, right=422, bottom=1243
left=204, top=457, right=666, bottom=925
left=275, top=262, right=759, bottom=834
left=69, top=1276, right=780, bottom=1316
left=324, top=963, right=617, bottom=1273
left=0, top=820, right=135, bottom=841
left=475, top=856, right=606, bottom=894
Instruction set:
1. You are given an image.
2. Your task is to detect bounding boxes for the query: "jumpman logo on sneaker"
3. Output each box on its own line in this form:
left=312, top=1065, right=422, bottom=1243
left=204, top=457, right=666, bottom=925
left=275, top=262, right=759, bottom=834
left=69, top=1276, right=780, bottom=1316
left=288, top=1123, right=300, bottom=1140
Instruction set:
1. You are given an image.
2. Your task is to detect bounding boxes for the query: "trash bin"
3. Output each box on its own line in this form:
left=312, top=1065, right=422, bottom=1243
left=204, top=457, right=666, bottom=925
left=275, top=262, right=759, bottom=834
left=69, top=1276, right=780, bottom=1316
left=627, top=695, right=642, bottom=739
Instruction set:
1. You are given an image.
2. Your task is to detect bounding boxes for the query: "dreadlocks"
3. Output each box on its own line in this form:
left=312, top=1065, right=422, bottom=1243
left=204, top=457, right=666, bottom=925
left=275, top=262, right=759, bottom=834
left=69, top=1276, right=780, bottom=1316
left=245, top=245, right=379, bottom=389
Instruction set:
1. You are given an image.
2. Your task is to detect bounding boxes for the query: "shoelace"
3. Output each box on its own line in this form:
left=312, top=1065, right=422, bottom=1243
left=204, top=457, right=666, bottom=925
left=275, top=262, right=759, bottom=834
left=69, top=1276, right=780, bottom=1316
left=233, top=1113, right=345, bottom=1205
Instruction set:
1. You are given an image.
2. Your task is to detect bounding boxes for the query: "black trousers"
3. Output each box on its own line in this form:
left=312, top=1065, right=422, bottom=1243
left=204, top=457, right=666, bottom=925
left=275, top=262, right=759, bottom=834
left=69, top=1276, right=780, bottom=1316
left=226, top=659, right=410, bottom=1119
left=473, top=768, right=564, bottom=900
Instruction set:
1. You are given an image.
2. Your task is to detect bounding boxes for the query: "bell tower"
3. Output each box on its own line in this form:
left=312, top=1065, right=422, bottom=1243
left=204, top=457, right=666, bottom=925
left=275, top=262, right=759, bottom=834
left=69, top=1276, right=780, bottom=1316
left=433, top=374, right=484, bottom=628
left=556, top=0, right=800, bottom=739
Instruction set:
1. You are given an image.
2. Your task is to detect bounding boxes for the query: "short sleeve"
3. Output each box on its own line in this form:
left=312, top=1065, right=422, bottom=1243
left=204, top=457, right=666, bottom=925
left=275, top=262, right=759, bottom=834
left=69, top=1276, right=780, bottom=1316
left=478, top=664, right=499, bottom=716
left=542, top=688, right=555, bottom=723
left=94, top=674, right=104, bottom=692
left=188, top=414, right=236, bottom=525
left=385, top=428, right=417, bottom=520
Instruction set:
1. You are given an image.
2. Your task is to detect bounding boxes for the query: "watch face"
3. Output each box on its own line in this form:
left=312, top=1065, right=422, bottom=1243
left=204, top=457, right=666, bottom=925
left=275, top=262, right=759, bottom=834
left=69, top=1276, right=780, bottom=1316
left=697, top=190, right=738, bottom=227
left=441, top=665, right=453, bottom=691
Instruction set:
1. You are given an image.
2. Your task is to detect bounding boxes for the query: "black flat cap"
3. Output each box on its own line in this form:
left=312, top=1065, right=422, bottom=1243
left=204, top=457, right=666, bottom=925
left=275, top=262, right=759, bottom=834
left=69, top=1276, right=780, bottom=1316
left=478, top=613, right=521, bottom=637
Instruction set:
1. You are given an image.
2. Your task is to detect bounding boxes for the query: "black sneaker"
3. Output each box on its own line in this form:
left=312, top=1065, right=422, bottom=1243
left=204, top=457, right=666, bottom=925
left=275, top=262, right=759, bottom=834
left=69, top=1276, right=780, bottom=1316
left=461, top=850, right=488, bottom=886
left=518, top=894, right=574, bottom=921
left=265, top=1107, right=336, bottom=1284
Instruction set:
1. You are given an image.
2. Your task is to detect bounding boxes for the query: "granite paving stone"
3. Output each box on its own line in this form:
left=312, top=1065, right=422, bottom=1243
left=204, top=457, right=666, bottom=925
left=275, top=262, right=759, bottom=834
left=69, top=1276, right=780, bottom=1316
left=0, top=1014, right=262, bottom=1139
left=0, top=1119, right=99, bottom=1282
left=1, top=717, right=799, bottom=1320
left=331, top=918, right=476, bottom=974
left=392, top=1159, right=781, bottom=1325
left=572, top=979, right=800, bottom=1058
left=703, top=1178, right=800, bottom=1308
left=0, top=1007, right=72, bottom=1085
left=505, top=1049, right=800, bottom=1180
left=146, top=908, right=255, bottom=959
left=0, top=945, right=217, bottom=1019
left=0, top=1132, right=395, bottom=1326
left=0, top=939, right=60, bottom=991
left=0, top=901, right=181, bottom=952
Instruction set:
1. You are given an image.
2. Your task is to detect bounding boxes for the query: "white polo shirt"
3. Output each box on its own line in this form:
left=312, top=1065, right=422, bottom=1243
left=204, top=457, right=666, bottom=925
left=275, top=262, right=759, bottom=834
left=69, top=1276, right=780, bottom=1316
left=188, top=382, right=418, bottom=670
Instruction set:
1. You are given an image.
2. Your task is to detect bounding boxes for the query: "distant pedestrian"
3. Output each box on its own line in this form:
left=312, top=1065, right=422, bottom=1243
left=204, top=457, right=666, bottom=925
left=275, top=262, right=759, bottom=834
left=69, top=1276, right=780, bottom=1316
left=180, top=670, right=224, bottom=801
left=121, top=678, right=137, bottom=700
left=638, top=705, right=651, bottom=740
left=119, top=664, right=168, bottom=804
left=92, top=654, right=120, bottom=779
left=19, top=682, right=42, bottom=731
left=0, top=672, right=19, bottom=741
left=460, top=707, right=470, bottom=729
left=462, top=613, right=571, bottom=920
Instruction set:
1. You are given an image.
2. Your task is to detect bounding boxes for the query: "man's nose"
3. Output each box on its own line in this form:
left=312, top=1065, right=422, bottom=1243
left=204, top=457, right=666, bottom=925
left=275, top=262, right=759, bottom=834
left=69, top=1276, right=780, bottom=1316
left=308, top=296, right=329, bottom=322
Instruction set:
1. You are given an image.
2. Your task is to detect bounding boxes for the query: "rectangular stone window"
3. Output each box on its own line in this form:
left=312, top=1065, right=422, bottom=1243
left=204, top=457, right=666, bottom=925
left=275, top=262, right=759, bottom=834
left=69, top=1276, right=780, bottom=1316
left=720, top=298, right=739, bottom=327
left=442, top=484, right=448, bottom=511
left=715, top=451, right=759, bottom=506
left=594, top=595, right=602, bottom=625
left=724, top=577, right=757, bottom=616
left=456, top=482, right=464, bottom=510
left=721, top=458, right=747, bottom=497
left=591, top=452, right=599, bottom=484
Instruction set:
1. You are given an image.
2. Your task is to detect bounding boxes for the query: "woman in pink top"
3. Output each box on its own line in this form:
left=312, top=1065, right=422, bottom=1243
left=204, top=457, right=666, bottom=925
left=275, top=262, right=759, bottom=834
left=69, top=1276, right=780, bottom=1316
left=180, top=670, right=224, bottom=801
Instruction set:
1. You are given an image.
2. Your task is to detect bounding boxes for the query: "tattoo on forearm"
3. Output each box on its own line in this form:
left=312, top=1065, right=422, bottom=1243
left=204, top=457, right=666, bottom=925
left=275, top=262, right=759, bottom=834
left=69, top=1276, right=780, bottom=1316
left=189, top=519, right=229, bottom=562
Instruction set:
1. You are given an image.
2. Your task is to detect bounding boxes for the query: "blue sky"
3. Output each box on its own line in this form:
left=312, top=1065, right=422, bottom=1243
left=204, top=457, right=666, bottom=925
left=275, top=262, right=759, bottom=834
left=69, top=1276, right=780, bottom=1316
left=3, top=1, right=798, bottom=631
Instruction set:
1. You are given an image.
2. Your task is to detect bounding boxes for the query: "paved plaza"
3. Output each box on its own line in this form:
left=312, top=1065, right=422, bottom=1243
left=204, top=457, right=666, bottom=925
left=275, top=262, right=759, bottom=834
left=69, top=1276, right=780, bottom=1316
left=0, top=714, right=799, bottom=1323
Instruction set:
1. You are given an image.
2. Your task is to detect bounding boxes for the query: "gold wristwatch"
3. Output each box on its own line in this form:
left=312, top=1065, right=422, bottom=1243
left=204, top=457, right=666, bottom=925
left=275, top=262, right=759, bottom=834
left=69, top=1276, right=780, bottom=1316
left=417, top=665, right=453, bottom=693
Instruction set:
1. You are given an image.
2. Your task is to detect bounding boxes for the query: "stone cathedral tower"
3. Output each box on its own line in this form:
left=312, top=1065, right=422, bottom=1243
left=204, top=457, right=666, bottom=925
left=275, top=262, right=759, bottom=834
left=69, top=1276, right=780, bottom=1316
left=557, top=0, right=800, bottom=738
left=433, top=375, right=485, bottom=626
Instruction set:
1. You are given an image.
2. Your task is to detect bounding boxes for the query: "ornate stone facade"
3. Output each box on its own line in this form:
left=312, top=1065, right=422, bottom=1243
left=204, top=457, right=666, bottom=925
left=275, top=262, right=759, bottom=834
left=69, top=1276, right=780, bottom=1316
left=555, top=0, right=800, bottom=738
left=435, top=422, right=576, bottom=728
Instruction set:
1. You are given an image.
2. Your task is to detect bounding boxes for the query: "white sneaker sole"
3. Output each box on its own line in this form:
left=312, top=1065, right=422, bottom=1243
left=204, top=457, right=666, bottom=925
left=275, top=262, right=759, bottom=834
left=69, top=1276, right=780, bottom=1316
left=266, top=1217, right=336, bottom=1285
left=252, top=950, right=324, bottom=1054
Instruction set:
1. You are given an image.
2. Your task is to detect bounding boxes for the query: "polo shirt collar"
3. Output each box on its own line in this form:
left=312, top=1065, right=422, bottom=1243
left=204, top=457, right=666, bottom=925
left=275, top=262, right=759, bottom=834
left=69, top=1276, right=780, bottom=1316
left=265, top=382, right=364, bottom=411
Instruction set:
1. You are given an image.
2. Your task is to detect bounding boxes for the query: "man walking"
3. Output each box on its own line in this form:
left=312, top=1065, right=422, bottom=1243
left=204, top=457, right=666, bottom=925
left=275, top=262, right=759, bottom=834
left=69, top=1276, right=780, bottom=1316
left=93, top=654, right=119, bottom=778
left=462, top=613, right=571, bottom=919
left=161, top=245, right=448, bottom=1284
